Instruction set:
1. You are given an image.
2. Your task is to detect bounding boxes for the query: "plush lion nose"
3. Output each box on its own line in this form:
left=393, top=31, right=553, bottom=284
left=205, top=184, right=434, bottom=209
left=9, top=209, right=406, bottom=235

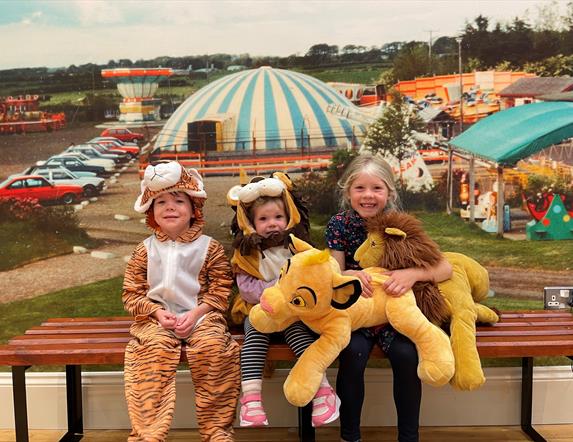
left=260, top=296, right=273, bottom=314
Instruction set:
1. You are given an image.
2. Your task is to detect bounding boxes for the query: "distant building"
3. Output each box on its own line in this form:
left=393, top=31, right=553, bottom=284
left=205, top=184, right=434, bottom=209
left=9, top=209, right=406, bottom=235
left=498, top=77, right=573, bottom=107
left=227, top=65, right=246, bottom=71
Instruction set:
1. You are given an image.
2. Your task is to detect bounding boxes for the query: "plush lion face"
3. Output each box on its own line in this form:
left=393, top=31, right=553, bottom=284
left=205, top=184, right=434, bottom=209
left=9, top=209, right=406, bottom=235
left=355, top=211, right=443, bottom=271
left=257, top=237, right=362, bottom=326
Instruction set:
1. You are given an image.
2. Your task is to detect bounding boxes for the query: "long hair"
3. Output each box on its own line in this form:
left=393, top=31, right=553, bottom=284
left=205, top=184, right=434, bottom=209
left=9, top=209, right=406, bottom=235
left=337, top=152, right=400, bottom=211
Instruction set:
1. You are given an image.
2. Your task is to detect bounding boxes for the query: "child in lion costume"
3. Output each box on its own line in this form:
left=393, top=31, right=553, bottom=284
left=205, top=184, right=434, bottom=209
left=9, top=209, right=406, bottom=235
left=354, top=211, right=499, bottom=391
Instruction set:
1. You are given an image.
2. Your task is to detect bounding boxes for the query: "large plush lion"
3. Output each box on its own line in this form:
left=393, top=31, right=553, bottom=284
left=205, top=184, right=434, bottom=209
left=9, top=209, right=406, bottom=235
left=354, top=211, right=499, bottom=391
left=249, top=236, right=455, bottom=407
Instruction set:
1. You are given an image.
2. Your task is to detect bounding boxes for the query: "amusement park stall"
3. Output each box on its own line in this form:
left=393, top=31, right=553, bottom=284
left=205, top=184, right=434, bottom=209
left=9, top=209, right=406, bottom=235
left=449, top=101, right=573, bottom=238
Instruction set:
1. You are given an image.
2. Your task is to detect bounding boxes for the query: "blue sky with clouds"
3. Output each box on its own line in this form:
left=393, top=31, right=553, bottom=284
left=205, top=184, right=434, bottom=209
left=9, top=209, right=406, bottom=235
left=0, top=0, right=565, bottom=70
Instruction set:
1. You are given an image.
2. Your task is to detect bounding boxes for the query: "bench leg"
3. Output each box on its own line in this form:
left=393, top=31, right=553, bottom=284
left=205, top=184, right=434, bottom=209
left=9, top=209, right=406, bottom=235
left=12, top=366, right=30, bottom=442
left=298, top=403, right=315, bottom=442
left=60, top=365, right=83, bottom=442
left=521, top=357, right=546, bottom=442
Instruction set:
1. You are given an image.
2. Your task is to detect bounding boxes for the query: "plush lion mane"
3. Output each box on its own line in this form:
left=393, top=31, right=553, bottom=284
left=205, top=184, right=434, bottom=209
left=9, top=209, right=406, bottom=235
left=366, top=211, right=449, bottom=324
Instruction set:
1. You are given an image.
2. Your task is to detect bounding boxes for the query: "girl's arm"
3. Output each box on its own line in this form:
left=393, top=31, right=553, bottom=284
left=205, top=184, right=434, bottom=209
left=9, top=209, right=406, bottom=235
left=329, top=249, right=373, bottom=297
left=236, top=272, right=277, bottom=304
left=383, top=257, right=453, bottom=297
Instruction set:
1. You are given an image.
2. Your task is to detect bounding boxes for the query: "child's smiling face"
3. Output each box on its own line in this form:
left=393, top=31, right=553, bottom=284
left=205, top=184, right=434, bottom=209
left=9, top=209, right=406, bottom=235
left=153, top=192, right=193, bottom=240
left=348, top=172, right=390, bottom=219
left=253, top=200, right=288, bottom=238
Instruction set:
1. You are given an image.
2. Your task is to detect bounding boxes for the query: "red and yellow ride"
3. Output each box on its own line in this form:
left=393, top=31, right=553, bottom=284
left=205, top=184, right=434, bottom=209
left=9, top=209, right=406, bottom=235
left=0, top=95, right=65, bottom=135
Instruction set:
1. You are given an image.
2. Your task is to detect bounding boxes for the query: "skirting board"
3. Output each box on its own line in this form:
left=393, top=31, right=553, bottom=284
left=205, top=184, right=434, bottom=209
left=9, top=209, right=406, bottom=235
left=1, top=366, right=572, bottom=429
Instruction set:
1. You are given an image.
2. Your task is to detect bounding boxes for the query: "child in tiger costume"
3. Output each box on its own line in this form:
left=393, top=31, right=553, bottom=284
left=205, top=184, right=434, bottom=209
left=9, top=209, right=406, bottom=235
left=123, top=161, right=240, bottom=442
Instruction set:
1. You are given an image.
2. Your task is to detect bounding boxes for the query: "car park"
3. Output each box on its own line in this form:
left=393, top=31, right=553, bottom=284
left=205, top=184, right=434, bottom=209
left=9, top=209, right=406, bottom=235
left=99, top=127, right=144, bottom=143
left=0, top=175, right=84, bottom=205
left=34, top=168, right=106, bottom=197
left=38, top=156, right=109, bottom=176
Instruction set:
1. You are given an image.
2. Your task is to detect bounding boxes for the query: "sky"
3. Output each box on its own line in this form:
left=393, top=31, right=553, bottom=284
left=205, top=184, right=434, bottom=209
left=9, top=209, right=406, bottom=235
left=0, top=0, right=567, bottom=70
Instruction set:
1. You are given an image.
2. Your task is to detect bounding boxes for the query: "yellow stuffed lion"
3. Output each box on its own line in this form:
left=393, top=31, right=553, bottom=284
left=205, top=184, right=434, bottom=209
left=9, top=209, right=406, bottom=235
left=354, top=211, right=499, bottom=391
left=249, top=236, right=455, bottom=407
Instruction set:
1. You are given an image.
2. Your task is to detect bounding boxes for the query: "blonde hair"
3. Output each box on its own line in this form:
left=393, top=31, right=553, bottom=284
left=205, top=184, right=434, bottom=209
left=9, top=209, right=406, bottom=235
left=338, top=153, right=400, bottom=211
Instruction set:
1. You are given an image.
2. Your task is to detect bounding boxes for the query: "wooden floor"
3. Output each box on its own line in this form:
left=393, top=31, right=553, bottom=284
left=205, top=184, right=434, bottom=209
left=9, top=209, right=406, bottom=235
left=1, top=425, right=572, bottom=442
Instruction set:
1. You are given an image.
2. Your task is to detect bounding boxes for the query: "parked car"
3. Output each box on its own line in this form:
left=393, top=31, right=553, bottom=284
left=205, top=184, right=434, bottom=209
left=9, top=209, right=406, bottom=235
left=0, top=175, right=83, bottom=205
left=85, top=142, right=131, bottom=163
left=88, top=138, right=140, bottom=158
left=60, top=150, right=117, bottom=170
left=19, top=163, right=97, bottom=178
left=100, top=127, right=145, bottom=143
left=38, top=156, right=110, bottom=176
left=65, top=144, right=123, bottom=164
left=34, top=168, right=106, bottom=197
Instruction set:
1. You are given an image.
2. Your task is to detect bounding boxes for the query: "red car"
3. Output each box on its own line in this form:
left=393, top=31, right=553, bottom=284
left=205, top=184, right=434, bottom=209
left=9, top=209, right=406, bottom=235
left=100, top=127, right=145, bottom=143
left=0, top=175, right=84, bottom=205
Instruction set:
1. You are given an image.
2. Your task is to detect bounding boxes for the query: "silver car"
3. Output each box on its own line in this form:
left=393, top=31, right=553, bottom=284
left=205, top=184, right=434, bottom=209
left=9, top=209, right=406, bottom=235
left=35, top=168, right=106, bottom=197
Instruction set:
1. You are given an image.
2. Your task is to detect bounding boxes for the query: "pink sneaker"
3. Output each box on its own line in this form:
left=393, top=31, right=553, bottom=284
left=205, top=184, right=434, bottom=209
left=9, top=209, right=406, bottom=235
left=311, top=386, right=340, bottom=427
left=239, top=393, right=269, bottom=427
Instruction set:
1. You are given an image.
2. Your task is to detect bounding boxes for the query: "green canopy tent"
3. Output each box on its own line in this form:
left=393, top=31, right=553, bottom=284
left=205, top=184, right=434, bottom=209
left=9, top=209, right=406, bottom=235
left=448, top=101, right=573, bottom=235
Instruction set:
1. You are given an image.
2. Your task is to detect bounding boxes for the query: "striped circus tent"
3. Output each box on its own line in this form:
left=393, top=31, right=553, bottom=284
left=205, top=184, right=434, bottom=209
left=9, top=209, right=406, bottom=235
left=153, top=66, right=368, bottom=152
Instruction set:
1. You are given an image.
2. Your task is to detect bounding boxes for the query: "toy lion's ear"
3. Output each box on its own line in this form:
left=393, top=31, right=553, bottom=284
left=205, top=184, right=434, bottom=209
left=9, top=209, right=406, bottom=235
left=331, top=274, right=362, bottom=310
left=385, top=227, right=407, bottom=238
left=288, top=234, right=313, bottom=254
left=226, top=185, right=242, bottom=207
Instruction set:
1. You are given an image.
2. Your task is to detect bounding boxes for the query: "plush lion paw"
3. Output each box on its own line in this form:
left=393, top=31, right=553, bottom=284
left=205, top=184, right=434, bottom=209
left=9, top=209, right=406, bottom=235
left=283, top=371, right=322, bottom=407
left=417, top=358, right=455, bottom=387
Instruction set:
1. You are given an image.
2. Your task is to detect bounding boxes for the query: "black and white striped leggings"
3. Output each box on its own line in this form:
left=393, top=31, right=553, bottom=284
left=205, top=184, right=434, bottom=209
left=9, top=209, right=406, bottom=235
left=241, top=316, right=316, bottom=381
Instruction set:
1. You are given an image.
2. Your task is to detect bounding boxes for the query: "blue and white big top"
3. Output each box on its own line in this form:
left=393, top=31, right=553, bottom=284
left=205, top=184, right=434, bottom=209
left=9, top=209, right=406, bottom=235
left=153, top=66, right=368, bottom=152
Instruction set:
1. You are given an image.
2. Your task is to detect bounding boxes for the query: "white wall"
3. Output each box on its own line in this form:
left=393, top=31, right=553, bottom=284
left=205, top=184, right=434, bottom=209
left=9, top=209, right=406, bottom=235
left=1, top=366, right=572, bottom=429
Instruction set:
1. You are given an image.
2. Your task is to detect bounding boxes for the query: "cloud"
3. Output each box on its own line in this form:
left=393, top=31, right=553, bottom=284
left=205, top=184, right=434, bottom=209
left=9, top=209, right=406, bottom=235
left=0, top=0, right=563, bottom=69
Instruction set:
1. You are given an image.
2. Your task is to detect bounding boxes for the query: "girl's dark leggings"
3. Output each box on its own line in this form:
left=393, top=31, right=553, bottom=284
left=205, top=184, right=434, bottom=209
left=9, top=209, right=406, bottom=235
left=337, top=329, right=421, bottom=442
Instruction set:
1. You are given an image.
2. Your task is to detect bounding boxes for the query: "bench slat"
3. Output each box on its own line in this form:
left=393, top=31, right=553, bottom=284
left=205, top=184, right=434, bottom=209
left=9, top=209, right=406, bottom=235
left=2, top=312, right=573, bottom=366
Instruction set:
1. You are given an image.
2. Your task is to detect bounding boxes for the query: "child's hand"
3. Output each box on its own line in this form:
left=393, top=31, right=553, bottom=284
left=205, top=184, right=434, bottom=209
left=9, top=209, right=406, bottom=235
left=344, top=269, right=373, bottom=298
left=153, top=309, right=177, bottom=329
left=174, top=311, right=198, bottom=339
left=382, top=268, right=420, bottom=297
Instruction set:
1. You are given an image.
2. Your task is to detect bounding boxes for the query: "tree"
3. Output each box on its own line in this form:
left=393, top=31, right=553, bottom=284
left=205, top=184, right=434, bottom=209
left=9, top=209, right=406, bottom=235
left=392, top=41, right=429, bottom=81
left=362, top=90, right=423, bottom=184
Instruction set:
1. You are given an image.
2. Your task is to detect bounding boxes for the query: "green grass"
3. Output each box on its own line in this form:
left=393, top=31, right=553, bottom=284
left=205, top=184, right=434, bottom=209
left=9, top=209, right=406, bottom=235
left=402, top=212, right=572, bottom=270
left=0, top=221, right=97, bottom=271
left=0, top=277, right=124, bottom=372
left=311, top=211, right=573, bottom=270
left=298, top=64, right=386, bottom=84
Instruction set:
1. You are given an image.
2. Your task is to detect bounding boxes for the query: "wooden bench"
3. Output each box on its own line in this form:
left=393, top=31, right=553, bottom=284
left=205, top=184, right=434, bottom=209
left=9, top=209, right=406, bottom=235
left=1, top=310, right=573, bottom=442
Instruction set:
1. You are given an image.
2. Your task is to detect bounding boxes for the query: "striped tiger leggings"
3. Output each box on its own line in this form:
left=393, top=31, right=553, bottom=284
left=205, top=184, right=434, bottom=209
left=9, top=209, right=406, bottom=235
left=124, top=311, right=240, bottom=442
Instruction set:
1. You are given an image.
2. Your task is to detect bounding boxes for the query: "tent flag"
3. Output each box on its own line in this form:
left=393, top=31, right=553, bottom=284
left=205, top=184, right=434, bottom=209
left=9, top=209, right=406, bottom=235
left=449, top=102, right=573, bottom=166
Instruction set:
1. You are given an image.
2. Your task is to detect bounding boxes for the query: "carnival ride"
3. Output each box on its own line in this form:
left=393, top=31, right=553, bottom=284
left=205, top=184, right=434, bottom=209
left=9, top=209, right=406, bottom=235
left=101, top=68, right=173, bottom=123
left=0, top=95, right=65, bottom=135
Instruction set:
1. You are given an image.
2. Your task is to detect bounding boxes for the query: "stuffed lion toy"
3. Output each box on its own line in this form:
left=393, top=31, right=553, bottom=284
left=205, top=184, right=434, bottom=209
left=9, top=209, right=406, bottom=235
left=249, top=236, right=455, bottom=407
left=354, top=211, right=499, bottom=391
